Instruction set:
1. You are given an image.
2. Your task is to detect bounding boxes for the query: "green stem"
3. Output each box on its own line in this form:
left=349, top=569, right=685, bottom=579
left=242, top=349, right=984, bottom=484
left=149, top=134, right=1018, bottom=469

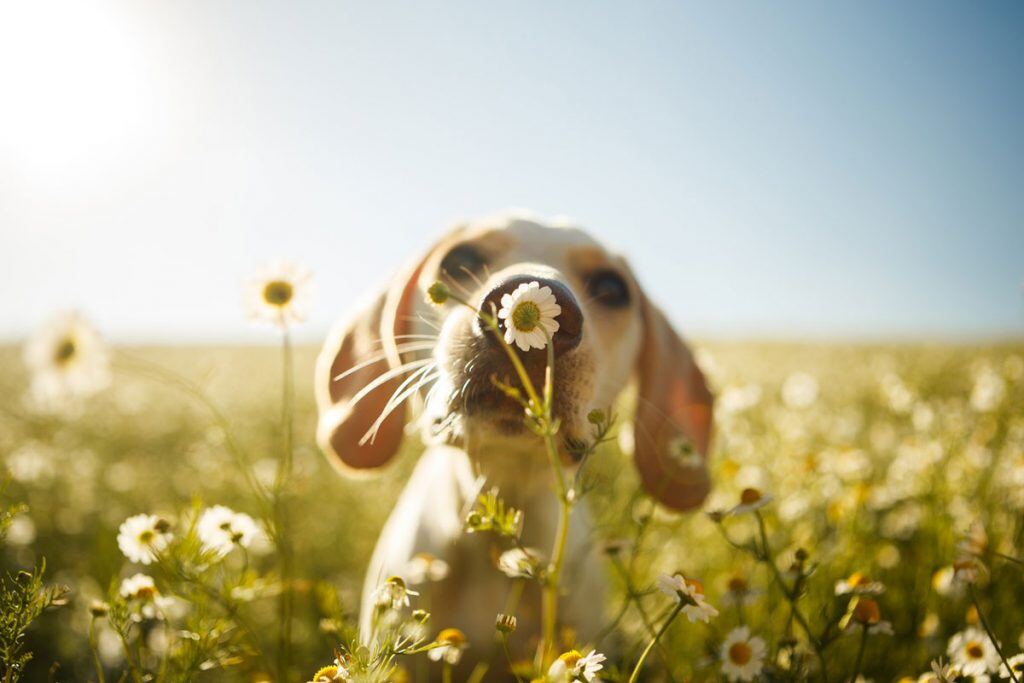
left=627, top=602, right=683, bottom=683
left=970, top=584, right=1019, bottom=683
left=88, top=618, right=106, bottom=683
left=442, top=662, right=452, bottom=683
left=500, top=635, right=525, bottom=683
left=275, top=328, right=296, bottom=682
left=850, top=625, right=868, bottom=682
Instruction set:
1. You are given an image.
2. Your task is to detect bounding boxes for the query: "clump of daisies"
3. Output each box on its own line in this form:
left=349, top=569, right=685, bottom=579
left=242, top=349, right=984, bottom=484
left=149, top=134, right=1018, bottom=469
left=22, top=310, right=110, bottom=412
left=245, top=260, right=314, bottom=329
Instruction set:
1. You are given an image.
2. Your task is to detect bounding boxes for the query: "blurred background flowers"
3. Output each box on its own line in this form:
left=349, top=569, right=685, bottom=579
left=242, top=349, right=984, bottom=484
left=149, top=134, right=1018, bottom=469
left=1, top=1, right=1023, bottom=681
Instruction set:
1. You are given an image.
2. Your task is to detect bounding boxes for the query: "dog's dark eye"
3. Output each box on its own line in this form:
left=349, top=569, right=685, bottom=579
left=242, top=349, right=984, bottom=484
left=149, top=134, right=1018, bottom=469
left=440, top=244, right=487, bottom=280
left=586, top=270, right=630, bottom=307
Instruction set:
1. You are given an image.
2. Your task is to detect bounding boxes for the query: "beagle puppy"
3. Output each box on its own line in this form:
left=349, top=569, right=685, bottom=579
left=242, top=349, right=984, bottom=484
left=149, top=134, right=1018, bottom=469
left=314, top=212, right=713, bottom=672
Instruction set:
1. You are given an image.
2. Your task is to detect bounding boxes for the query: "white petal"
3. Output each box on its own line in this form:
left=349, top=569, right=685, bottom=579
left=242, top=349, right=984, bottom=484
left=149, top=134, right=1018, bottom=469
left=501, top=293, right=514, bottom=307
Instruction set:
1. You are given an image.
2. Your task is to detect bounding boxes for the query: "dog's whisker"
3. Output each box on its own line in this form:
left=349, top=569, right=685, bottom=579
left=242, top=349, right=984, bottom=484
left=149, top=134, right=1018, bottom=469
left=332, top=342, right=436, bottom=382
left=345, top=358, right=434, bottom=408
left=440, top=269, right=475, bottom=299
left=362, top=367, right=440, bottom=445
left=458, top=265, right=485, bottom=289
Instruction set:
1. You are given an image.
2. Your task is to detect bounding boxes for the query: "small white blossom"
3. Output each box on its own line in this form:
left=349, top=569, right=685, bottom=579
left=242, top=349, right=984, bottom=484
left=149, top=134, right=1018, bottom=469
left=834, top=572, right=886, bottom=596
left=719, top=626, right=767, bottom=681
left=428, top=628, right=468, bottom=665
left=23, top=311, right=110, bottom=412
left=246, top=260, right=314, bottom=329
left=405, top=552, right=450, bottom=584
left=657, top=573, right=719, bottom=623
left=117, top=514, right=172, bottom=565
left=547, top=650, right=605, bottom=682
left=497, top=547, right=543, bottom=579
left=373, top=576, right=418, bottom=610
left=947, top=627, right=1001, bottom=676
left=999, top=653, right=1024, bottom=679
left=496, top=281, right=561, bottom=351
left=119, top=573, right=172, bottom=620
left=197, top=505, right=260, bottom=557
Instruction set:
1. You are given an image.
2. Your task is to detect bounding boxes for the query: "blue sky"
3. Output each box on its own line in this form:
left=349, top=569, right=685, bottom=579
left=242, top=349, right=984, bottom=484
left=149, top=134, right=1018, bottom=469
left=1, top=0, right=1021, bottom=343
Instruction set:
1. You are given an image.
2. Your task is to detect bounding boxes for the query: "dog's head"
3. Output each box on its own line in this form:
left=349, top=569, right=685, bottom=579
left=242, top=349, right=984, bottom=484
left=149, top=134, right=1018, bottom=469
left=315, top=213, right=714, bottom=510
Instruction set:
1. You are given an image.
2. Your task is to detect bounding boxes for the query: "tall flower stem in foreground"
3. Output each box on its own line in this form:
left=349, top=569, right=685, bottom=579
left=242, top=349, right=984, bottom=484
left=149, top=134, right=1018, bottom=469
left=627, top=602, right=683, bottom=683
left=273, top=328, right=296, bottom=681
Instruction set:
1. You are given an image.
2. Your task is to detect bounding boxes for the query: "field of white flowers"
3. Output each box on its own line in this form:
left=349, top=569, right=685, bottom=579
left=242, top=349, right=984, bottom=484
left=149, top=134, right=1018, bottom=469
left=2, top=322, right=1023, bottom=681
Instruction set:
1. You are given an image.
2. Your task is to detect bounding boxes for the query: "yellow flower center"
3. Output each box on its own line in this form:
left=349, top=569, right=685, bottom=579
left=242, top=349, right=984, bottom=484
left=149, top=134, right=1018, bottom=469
left=852, top=598, right=881, bottom=624
left=263, top=280, right=294, bottom=306
left=54, top=337, right=77, bottom=365
left=727, top=576, right=748, bottom=593
left=966, top=642, right=984, bottom=659
left=847, top=571, right=866, bottom=586
left=312, top=665, right=339, bottom=681
left=728, top=641, right=753, bottom=664
left=511, top=301, right=541, bottom=332
left=740, top=488, right=762, bottom=505
left=134, top=586, right=156, bottom=600
left=438, top=628, right=466, bottom=646
left=558, top=650, right=582, bottom=668
left=138, top=529, right=155, bottom=544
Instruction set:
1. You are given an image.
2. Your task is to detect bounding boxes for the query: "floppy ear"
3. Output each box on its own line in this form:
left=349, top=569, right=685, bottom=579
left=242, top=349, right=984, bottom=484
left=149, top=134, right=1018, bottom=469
left=632, top=292, right=714, bottom=511
left=314, top=258, right=426, bottom=474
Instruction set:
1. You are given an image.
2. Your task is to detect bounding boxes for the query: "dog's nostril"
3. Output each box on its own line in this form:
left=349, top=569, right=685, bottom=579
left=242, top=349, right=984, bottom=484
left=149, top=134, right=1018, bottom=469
left=478, top=276, right=584, bottom=354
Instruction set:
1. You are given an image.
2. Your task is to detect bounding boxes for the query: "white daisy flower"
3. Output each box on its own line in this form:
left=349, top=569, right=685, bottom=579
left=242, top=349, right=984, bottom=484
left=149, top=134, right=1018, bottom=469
left=834, top=572, right=886, bottom=596
left=657, top=573, right=719, bottom=623
left=719, top=626, right=767, bottom=681
left=116, top=514, right=172, bottom=565
left=246, top=260, right=314, bottom=329
left=729, top=488, right=774, bottom=516
left=947, top=627, right=1001, bottom=676
left=405, top=552, right=450, bottom=584
left=999, top=653, right=1024, bottom=679
left=428, top=628, right=468, bottom=665
left=196, top=505, right=261, bottom=557
left=373, top=576, right=418, bottom=610
left=497, top=547, right=544, bottom=579
left=118, top=573, right=172, bottom=620
left=496, top=281, right=561, bottom=351
left=547, top=649, right=606, bottom=682
left=23, top=311, right=110, bottom=411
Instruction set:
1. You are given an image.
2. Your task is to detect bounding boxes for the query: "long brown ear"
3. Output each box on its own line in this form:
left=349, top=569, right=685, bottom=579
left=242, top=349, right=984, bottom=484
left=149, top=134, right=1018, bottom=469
left=314, top=258, right=425, bottom=474
left=632, top=292, right=714, bottom=511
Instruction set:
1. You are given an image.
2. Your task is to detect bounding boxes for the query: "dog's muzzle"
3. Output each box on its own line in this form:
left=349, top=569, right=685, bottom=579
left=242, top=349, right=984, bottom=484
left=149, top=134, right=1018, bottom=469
left=476, top=275, right=584, bottom=355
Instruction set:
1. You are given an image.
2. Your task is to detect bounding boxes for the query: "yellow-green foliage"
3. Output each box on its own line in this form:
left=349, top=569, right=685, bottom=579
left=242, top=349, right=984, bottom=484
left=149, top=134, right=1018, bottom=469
left=1, top=342, right=1022, bottom=681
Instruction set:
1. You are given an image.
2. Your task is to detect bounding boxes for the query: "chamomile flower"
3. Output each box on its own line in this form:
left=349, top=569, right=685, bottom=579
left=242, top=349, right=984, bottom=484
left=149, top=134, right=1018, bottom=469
left=496, top=281, right=561, bottom=351
left=547, top=649, right=606, bottom=682
left=23, top=311, right=110, bottom=411
left=834, top=572, right=886, bottom=596
left=497, top=547, right=543, bottom=579
left=119, top=573, right=172, bottom=620
left=729, top=488, right=774, bottom=515
left=246, top=260, right=314, bottom=329
left=657, top=573, right=719, bottom=623
left=428, top=628, right=468, bottom=665
left=719, top=626, right=767, bottom=681
left=373, top=576, right=418, bottom=611
left=845, top=599, right=894, bottom=635
left=947, top=627, right=1001, bottom=676
left=196, top=505, right=260, bottom=557
left=721, top=574, right=762, bottom=607
left=405, top=552, right=450, bottom=584
left=999, top=654, right=1024, bottom=679
left=309, top=657, right=352, bottom=683
left=116, top=514, right=172, bottom=565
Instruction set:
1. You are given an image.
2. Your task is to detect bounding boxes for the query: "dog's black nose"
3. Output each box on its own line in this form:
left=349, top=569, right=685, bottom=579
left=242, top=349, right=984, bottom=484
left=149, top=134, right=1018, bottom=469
left=478, top=275, right=583, bottom=354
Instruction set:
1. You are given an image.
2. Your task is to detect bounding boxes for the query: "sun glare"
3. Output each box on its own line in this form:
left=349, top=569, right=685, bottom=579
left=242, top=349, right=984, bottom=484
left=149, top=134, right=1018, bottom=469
left=0, top=1, right=151, bottom=180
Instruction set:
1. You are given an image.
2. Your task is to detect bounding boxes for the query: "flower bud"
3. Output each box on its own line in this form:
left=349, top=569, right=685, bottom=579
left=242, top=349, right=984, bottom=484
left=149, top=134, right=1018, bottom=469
left=426, top=282, right=450, bottom=305
left=495, top=613, right=517, bottom=634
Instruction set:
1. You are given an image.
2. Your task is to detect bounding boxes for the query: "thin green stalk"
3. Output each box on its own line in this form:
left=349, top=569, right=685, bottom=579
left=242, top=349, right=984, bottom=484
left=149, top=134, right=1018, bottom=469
left=627, top=602, right=683, bottom=683
left=850, top=625, right=868, bottom=682
left=500, top=635, right=525, bottom=683
left=969, top=584, right=1019, bottom=683
left=274, top=328, right=296, bottom=682
left=88, top=618, right=106, bottom=683
left=442, top=662, right=452, bottom=683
